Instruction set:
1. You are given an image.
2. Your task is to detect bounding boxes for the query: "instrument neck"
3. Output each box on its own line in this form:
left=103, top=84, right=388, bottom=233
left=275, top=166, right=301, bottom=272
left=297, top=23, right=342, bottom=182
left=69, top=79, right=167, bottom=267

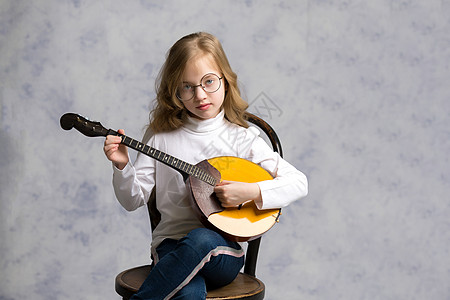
left=110, top=130, right=216, bottom=185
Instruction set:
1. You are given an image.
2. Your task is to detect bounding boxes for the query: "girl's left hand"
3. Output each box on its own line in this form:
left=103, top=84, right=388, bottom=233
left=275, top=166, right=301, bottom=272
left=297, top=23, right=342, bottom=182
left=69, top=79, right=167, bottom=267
left=214, top=180, right=262, bottom=208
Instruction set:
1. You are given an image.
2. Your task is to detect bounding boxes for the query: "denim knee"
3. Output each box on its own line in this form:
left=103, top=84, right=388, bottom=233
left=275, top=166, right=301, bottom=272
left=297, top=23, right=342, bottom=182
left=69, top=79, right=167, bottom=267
left=171, top=275, right=206, bottom=300
left=180, top=228, right=223, bottom=253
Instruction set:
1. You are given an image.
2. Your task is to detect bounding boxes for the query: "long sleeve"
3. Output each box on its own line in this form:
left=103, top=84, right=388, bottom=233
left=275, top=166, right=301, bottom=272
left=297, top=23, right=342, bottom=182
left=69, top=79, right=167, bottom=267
left=244, top=128, right=308, bottom=210
left=112, top=149, right=156, bottom=212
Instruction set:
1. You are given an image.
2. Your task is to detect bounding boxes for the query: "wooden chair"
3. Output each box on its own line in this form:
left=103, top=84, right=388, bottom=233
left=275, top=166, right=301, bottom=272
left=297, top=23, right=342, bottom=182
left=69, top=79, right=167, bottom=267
left=115, top=113, right=283, bottom=299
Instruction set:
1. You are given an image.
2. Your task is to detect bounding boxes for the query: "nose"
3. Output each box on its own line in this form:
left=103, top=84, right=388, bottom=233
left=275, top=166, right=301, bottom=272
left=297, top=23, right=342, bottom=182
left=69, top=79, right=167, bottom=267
left=194, top=85, right=207, bottom=100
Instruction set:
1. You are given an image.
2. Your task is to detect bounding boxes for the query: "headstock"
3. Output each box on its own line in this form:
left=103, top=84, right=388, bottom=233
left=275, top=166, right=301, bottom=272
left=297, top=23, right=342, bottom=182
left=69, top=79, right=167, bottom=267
left=60, top=113, right=110, bottom=137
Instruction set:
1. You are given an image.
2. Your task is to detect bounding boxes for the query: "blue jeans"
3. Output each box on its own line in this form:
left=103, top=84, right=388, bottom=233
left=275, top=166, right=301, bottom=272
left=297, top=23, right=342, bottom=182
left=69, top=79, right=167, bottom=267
left=130, top=228, right=245, bottom=300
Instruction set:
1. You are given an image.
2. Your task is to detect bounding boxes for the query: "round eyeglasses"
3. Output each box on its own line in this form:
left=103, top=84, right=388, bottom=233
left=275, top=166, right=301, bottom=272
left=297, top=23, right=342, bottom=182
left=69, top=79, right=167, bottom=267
left=176, top=73, right=223, bottom=101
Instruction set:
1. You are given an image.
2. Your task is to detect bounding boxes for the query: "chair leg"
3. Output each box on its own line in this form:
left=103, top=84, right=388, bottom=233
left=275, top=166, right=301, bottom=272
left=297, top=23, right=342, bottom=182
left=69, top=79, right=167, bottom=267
left=244, top=237, right=261, bottom=276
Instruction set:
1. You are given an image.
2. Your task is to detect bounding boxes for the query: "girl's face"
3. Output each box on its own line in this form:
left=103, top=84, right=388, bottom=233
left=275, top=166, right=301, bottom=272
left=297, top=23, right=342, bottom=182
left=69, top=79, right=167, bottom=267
left=179, top=55, right=225, bottom=120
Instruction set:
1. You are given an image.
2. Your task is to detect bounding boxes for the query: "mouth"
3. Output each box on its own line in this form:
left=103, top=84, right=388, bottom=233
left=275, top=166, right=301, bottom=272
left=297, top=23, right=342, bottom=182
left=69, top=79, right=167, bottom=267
left=196, top=103, right=212, bottom=111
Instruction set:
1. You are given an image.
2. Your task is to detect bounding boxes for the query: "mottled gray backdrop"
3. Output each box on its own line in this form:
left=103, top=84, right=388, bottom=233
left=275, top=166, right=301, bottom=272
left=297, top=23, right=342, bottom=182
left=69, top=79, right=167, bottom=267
left=1, top=1, right=450, bottom=299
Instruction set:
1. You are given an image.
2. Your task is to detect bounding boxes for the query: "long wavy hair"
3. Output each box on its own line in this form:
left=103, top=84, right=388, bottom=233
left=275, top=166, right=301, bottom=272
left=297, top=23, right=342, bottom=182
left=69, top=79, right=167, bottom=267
left=149, top=32, right=249, bottom=133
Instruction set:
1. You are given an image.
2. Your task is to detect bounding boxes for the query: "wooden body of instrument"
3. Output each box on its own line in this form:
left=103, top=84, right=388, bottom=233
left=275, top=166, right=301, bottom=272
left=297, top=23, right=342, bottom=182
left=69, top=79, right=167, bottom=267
left=60, top=113, right=281, bottom=242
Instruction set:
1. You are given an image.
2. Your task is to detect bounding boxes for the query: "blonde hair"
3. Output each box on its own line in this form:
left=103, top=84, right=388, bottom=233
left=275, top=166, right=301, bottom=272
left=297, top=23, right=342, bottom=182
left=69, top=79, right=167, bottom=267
left=149, top=32, right=249, bottom=133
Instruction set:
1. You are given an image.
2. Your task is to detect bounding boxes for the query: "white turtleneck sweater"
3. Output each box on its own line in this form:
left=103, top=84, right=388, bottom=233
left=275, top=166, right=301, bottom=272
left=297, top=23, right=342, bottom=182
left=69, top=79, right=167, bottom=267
left=112, top=110, right=308, bottom=251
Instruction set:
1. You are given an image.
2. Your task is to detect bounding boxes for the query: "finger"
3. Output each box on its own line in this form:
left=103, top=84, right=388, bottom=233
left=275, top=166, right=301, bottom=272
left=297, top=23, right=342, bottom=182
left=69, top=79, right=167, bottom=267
left=104, top=135, right=121, bottom=146
left=221, top=201, right=237, bottom=208
left=214, top=185, right=225, bottom=195
left=104, top=143, right=118, bottom=152
left=218, top=180, right=232, bottom=185
left=104, top=147, right=117, bottom=157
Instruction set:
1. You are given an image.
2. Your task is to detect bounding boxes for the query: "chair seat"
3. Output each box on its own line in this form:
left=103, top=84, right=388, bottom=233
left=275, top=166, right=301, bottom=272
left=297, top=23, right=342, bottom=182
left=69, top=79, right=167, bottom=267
left=115, top=265, right=265, bottom=300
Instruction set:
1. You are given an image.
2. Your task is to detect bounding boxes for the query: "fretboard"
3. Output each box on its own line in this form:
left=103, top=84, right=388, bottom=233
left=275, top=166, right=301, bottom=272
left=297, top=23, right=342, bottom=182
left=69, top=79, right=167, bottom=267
left=118, top=134, right=217, bottom=186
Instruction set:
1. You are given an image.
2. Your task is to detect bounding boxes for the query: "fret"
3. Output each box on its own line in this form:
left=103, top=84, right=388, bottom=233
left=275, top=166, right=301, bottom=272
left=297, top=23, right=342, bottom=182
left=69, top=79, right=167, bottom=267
left=118, top=134, right=216, bottom=186
left=126, top=137, right=133, bottom=147
left=130, top=139, right=137, bottom=148
left=143, top=145, right=150, bottom=154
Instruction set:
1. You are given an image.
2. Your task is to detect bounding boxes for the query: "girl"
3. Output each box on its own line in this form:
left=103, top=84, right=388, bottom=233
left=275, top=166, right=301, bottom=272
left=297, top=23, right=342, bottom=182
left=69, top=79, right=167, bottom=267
left=104, top=32, right=308, bottom=300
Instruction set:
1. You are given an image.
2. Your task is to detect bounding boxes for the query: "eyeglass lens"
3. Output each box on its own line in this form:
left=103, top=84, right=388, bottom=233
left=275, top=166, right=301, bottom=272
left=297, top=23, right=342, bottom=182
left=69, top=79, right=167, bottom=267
left=177, top=73, right=222, bottom=101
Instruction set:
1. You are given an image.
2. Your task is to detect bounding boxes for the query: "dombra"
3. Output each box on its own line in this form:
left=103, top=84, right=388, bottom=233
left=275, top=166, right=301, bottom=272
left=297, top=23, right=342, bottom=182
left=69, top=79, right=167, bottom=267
left=60, top=113, right=281, bottom=242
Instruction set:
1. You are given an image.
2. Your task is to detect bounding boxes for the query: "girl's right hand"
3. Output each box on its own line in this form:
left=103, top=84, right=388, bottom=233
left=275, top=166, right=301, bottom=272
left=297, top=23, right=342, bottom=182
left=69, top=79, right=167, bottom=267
left=104, top=129, right=129, bottom=170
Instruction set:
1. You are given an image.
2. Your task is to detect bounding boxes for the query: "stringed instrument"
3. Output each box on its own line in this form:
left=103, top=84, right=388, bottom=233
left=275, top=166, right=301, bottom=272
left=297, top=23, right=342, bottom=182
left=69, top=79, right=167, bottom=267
left=60, top=113, right=281, bottom=242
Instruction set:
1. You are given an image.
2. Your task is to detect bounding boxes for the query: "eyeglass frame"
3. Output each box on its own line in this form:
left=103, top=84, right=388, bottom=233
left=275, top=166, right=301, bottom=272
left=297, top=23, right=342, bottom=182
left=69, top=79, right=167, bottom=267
left=176, top=73, right=224, bottom=101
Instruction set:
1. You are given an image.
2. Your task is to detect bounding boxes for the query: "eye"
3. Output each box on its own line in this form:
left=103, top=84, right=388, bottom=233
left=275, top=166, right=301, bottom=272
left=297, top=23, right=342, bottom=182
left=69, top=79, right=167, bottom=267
left=181, top=83, right=192, bottom=91
left=203, top=76, right=215, bottom=87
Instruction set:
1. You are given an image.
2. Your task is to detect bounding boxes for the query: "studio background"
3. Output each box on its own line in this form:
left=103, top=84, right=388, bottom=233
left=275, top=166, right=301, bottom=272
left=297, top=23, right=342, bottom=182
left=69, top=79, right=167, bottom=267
left=1, top=1, right=449, bottom=299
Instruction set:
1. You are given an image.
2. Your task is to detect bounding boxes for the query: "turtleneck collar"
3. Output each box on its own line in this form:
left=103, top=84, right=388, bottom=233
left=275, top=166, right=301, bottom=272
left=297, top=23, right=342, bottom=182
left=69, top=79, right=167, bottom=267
left=183, top=110, right=227, bottom=133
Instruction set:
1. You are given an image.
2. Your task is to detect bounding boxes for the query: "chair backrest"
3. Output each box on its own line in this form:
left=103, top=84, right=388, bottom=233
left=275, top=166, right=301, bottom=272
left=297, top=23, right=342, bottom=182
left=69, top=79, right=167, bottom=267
left=146, top=112, right=283, bottom=277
